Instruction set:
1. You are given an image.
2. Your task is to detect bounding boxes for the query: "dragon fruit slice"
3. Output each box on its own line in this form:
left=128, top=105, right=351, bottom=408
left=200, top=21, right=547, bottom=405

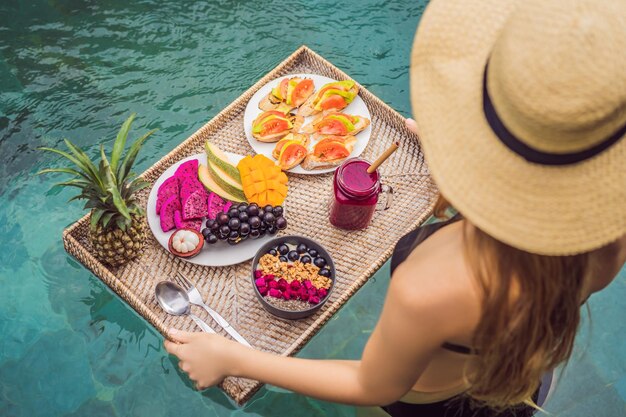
left=174, top=210, right=203, bottom=231
left=174, top=159, right=199, bottom=179
left=207, top=192, right=232, bottom=220
left=156, top=176, right=179, bottom=215
left=182, top=189, right=209, bottom=220
left=159, top=194, right=181, bottom=232
left=179, top=176, right=206, bottom=202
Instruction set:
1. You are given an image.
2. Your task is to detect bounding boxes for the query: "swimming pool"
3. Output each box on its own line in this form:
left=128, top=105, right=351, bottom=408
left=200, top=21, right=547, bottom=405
left=0, top=1, right=624, bottom=416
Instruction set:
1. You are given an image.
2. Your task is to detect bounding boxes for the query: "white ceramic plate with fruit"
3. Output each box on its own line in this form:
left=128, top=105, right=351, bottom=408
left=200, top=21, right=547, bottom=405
left=147, top=151, right=287, bottom=267
left=243, top=73, right=372, bottom=175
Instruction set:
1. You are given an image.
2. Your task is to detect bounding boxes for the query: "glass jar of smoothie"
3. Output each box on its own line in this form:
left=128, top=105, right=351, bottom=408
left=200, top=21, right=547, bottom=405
left=329, top=158, right=393, bottom=230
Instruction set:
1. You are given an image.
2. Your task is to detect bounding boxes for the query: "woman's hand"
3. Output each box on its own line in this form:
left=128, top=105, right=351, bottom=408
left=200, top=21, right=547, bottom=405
left=164, top=328, right=240, bottom=390
left=406, top=118, right=419, bottom=135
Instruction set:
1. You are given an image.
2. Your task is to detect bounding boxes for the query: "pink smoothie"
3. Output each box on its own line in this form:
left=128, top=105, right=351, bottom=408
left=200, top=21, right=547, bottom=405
left=329, top=159, right=380, bottom=230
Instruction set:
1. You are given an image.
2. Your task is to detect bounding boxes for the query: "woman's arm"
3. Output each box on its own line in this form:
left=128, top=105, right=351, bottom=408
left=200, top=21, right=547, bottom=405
left=165, top=260, right=467, bottom=405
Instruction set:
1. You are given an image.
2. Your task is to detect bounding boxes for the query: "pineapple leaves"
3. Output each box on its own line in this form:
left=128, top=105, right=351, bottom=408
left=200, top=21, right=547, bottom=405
left=37, top=167, right=91, bottom=182
left=101, top=145, right=131, bottom=221
left=101, top=212, right=115, bottom=229
left=90, top=208, right=105, bottom=231
left=117, top=129, right=157, bottom=181
left=111, top=113, right=136, bottom=175
left=63, top=139, right=105, bottom=191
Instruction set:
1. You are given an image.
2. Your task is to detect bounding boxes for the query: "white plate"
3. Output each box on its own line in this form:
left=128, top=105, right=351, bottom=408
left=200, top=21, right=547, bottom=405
left=146, top=152, right=274, bottom=267
left=243, top=73, right=372, bottom=175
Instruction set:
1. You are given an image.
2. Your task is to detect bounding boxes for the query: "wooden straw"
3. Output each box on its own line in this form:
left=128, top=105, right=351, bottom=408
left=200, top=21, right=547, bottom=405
left=367, top=141, right=400, bottom=173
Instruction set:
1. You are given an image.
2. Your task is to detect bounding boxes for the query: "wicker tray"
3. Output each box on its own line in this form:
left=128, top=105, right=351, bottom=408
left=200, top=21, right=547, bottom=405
left=62, top=46, right=438, bottom=405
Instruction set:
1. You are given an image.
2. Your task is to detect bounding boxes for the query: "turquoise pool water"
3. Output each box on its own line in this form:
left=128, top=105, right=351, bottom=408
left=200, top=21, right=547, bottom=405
left=1, top=1, right=624, bottom=416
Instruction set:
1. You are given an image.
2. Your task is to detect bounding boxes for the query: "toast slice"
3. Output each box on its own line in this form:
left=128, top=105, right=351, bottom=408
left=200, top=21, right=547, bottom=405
left=272, top=133, right=310, bottom=160
left=301, top=136, right=357, bottom=171
left=259, top=77, right=315, bottom=113
left=301, top=112, right=370, bottom=136
left=297, top=82, right=359, bottom=117
left=251, top=112, right=303, bottom=143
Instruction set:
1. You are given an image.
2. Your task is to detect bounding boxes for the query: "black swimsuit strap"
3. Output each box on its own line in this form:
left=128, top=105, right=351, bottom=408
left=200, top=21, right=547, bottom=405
left=391, top=213, right=474, bottom=355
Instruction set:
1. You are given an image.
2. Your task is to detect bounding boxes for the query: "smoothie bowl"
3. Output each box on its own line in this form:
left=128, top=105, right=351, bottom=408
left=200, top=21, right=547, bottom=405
left=251, top=235, right=335, bottom=319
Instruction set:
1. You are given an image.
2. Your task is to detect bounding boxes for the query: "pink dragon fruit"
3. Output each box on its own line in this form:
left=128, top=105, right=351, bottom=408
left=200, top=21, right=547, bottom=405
left=159, top=194, right=180, bottom=232
left=179, top=176, right=206, bottom=202
left=174, top=210, right=203, bottom=231
left=156, top=176, right=179, bottom=215
left=181, top=189, right=209, bottom=220
left=206, top=192, right=232, bottom=220
left=174, top=159, right=199, bottom=179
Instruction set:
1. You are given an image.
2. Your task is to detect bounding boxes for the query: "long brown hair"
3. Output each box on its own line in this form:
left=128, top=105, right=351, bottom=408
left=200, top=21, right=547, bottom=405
left=434, top=195, right=589, bottom=408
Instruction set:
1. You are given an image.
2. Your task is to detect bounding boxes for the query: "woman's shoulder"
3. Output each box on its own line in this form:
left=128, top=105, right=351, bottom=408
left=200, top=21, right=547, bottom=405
left=389, top=220, right=482, bottom=339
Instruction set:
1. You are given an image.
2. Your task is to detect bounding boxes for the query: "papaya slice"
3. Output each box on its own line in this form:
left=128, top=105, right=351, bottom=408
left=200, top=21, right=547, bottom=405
left=313, top=140, right=351, bottom=161
left=278, top=142, right=308, bottom=170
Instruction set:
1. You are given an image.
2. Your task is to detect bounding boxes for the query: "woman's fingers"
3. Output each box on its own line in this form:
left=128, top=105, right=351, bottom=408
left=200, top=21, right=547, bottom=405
left=405, top=118, right=419, bottom=135
left=163, top=339, right=179, bottom=356
left=168, top=328, right=197, bottom=343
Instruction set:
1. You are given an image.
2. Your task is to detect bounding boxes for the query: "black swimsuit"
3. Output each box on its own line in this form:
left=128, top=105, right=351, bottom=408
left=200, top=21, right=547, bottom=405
left=382, top=215, right=538, bottom=417
left=390, top=213, right=473, bottom=355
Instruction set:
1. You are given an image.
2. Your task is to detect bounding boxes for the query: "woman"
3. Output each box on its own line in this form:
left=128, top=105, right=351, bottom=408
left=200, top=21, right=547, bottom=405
left=165, top=0, right=626, bottom=415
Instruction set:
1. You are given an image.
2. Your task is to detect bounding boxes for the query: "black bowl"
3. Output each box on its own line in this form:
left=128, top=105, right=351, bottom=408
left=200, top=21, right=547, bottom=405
left=251, top=235, right=335, bottom=320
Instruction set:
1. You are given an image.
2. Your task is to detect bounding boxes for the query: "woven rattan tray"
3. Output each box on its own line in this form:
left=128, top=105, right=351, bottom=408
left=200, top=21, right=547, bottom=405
left=62, top=46, right=438, bottom=404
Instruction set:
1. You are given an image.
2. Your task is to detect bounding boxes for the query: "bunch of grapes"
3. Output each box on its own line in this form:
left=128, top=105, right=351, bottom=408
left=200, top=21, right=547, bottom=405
left=201, top=203, right=287, bottom=246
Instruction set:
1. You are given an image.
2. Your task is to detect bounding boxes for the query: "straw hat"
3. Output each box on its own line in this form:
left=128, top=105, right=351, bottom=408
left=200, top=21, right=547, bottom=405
left=410, top=0, right=626, bottom=255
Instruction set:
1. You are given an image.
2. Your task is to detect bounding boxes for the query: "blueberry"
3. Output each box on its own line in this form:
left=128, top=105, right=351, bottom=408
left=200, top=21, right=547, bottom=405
left=228, top=208, right=239, bottom=218
left=264, top=204, right=274, bottom=213
left=300, top=255, right=311, bottom=264
left=277, top=244, right=289, bottom=255
left=313, top=257, right=327, bottom=268
left=228, top=217, right=240, bottom=230
left=238, top=204, right=248, bottom=212
left=238, top=212, right=249, bottom=223
left=319, top=268, right=331, bottom=278
left=205, top=218, right=216, bottom=229
left=249, top=229, right=261, bottom=239
left=275, top=216, right=287, bottom=230
left=278, top=255, right=288, bottom=262
left=219, top=224, right=230, bottom=236
left=258, top=209, right=265, bottom=219
left=239, top=222, right=251, bottom=235
left=205, top=234, right=218, bottom=244
left=228, top=230, right=239, bottom=240
left=201, top=228, right=211, bottom=238
left=268, top=248, right=278, bottom=256
left=217, top=213, right=229, bottom=225
left=308, top=248, right=318, bottom=258
left=296, top=243, right=308, bottom=254
left=246, top=204, right=259, bottom=217
left=263, top=212, right=275, bottom=225
left=249, top=216, right=261, bottom=229
left=287, top=250, right=299, bottom=261
left=273, top=206, right=284, bottom=217
left=267, top=225, right=277, bottom=235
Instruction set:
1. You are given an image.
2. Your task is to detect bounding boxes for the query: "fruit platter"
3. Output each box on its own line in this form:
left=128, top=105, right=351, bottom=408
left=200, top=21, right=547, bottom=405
left=243, top=73, right=372, bottom=174
left=147, top=141, right=289, bottom=266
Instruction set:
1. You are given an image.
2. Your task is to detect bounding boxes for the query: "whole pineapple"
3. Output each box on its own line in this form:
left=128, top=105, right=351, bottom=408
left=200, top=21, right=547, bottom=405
left=40, top=114, right=156, bottom=267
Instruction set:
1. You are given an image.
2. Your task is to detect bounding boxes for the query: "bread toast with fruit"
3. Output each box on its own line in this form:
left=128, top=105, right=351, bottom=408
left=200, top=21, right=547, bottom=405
left=272, top=133, right=310, bottom=160
left=259, top=77, right=315, bottom=113
left=301, top=136, right=357, bottom=170
left=298, top=80, right=359, bottom=117
left=301, top=112, right=370, bottom=136
left=251, top=111, right=304, bottom=143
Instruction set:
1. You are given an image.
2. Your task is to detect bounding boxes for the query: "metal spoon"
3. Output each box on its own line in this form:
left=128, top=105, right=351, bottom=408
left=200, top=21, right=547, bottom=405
left=155, top=281, right=216, bottom=334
